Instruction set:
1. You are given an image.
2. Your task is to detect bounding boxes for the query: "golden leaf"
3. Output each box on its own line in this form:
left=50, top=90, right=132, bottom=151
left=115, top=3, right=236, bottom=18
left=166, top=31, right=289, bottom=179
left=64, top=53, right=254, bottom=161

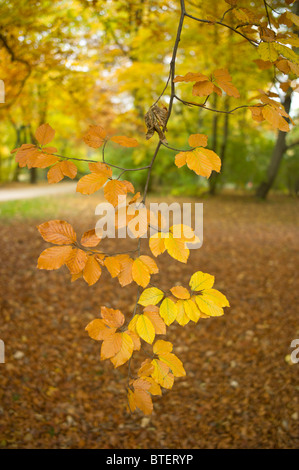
left=37, top=246, right=73, bottom=270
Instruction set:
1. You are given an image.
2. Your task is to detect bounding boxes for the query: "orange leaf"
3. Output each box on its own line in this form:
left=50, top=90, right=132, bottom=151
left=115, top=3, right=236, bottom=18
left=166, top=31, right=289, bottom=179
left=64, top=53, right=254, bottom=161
left=213, top=69, right=240, bottom=98
left=66, top=248, right=88, bottom=274
left=173, top=72, right=209, bottom=83
left=175, top=151, right=188, bottom=168
left=192, top=80, right=214, bottom=97
left=37, top=245, right=73, bottom=270
left=132, top=258, right=151, bottom=288
left=186, top=148, right=221, bottom=178
left=88, top=162, right=112, bottom=177
left=83, top=255, right=102, bottom=285
left=32, top=153, right=59, bottom=169
left=101, top=306, right=125, bottom=328
left=111, top=135, right=139, bottom=147
left=188, top=134, right=208, bottom=148
left=170, top=286, right=190, bottom=299
left=118, top=256, right=134, bottom=286
left=104, top=256, right=122, bottom=278
left=35, top=123, right=55, bottom=146
left=15, top=144, right=38, bottom=167
left=81, top=229, right=101, bottom=247
left=143, top=306, right=166, bottom=335
left=60, top=160, right=77, bottom=179
left=37, top=220, right=76, bottom=245
left=85, top=319, right=116, bottom=341
left=101, top=332, right=122, bottom=360
left=47, top=163, right=64, bottom=183
left=104, top=180, right=135, bottom=207
left=126, top=330, right=141, bottom=351
left=83, top=125, right=107, bottom=148
left=262, top=105, right=290, bottom=132
left=110, top=332, right=134, bottom=367
left=249, top=106, right=265, bottom=122
left=76, top=172, right=109, bottom=195
left=149, top=233, right=166, bottom=257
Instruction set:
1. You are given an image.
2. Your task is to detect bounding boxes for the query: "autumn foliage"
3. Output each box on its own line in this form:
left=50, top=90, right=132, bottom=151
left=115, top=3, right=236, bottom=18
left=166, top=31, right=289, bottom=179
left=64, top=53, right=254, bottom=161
left=12, top=0, right=298, bottom=416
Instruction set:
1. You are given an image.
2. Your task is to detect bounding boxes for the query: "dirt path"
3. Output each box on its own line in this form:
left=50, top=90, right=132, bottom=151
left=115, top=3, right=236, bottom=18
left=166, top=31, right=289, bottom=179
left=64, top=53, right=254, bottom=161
left=0, top=182, right=77, bottom=201
left=0, top=195, right=298, bottom=448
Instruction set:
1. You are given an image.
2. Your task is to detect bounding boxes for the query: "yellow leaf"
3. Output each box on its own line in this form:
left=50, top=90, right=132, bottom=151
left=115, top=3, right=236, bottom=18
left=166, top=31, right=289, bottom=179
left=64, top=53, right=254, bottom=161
left=111, top=332, right=134, bottom=367
left=164, top=234, right=189, bottom=263
left=188, top=134, right=208, bottom=148
left=201, top=289, right=230, bottom=307
left=159, top=298, right=177, bottom=325
left=158, top=352, right=186, bottom=377
left=189, top=271, right=215, bottom=291
left=176, top=299, right=190, bottom=326
left=195, top=295, right=224, bottom=317
left=183, top=299, right=201, bottom=322
left=153, top=339, right=173, bottom=355
left=149, top=233, right=166, bottom=257
left=138, top=287, right=164, bottom=306
left=136, top=314, right=156, bottom=344
left=144, top=376, right=162, bottom=395
left=186, top=148, right=221, bottom=178
left=151, top=359, right=174, bottom=389
left=37, top=220, right=76, bottom=245
left=258, top=42, right=279, bottom=62
left=128, top=314, right=139, bottom=333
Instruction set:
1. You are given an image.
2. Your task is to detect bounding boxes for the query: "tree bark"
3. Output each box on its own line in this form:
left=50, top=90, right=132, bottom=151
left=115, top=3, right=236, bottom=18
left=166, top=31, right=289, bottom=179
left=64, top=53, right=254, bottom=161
left=255, top=93, right=291, bottom=199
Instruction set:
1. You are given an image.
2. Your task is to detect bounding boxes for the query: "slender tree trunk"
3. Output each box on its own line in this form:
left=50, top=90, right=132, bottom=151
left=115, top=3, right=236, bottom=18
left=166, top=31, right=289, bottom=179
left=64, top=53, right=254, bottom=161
left=29, top=124, right=37, bottom=184
left=255, top=93, right=291, bottom=199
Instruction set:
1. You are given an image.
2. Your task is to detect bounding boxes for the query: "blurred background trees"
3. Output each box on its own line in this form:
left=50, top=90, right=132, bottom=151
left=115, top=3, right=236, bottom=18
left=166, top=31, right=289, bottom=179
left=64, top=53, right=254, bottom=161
left=0, top=0, right=298, bottom=198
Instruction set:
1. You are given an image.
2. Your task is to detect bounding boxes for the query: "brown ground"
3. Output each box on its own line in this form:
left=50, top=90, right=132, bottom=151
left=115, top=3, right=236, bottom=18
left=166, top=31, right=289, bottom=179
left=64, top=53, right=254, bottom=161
left=0, top=193, right=298, bottom=449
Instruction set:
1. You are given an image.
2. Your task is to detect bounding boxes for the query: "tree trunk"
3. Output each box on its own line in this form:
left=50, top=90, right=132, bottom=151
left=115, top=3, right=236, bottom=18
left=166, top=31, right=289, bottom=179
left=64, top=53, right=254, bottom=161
left=255, top=93, right=291, bottom=199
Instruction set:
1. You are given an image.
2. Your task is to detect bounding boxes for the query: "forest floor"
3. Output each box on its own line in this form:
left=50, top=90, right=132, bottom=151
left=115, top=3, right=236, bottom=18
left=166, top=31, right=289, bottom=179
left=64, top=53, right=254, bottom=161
left=0, top=192, right=298, bottom=449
